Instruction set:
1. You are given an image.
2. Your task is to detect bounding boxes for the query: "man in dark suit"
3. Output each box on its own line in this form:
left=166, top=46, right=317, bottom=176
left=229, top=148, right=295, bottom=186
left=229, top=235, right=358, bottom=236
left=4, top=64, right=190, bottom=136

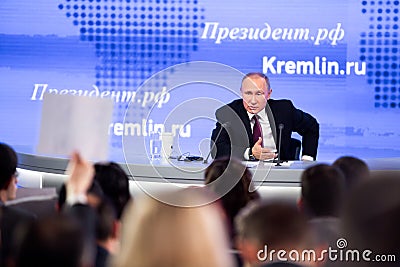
left=211, top=73, right=319, bottom=161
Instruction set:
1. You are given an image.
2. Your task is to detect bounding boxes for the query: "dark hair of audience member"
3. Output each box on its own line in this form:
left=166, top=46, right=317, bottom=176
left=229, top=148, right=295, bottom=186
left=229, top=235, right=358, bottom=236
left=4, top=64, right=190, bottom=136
left=1, top=143, right=36, bottom=267
left=236, top=201, right=311, bottom=251
left=57, top=179, right=104, bottom=210
left=16, top=214, right=85, bottom=267
left=94, top=198, right=118, bottom=267
left=204, top=157, right=260, bottom=239
left=96, top=198, right=117, bottom=242
left=332, top=156, right=369, bottom=189
left=0, top=143, right=18, bottom=190
left=94, top=162, right=131, bottom=219
left=300, top=164, right=346, bottom=218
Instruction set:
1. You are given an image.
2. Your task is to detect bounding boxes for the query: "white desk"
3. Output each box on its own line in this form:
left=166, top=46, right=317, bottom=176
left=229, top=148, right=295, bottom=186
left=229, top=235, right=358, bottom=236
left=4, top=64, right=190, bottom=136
left=16, top=152, right=400, bottom=202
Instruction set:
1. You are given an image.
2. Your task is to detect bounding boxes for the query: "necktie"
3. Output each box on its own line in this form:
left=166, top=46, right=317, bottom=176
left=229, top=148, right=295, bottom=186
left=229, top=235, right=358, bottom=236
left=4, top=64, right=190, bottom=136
left=252, top=115, right=263, bottom=147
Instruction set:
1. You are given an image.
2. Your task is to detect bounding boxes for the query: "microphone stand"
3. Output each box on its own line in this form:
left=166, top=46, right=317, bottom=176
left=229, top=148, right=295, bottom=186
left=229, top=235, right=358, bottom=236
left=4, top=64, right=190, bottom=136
left=275, top=124, right=284, bottom=166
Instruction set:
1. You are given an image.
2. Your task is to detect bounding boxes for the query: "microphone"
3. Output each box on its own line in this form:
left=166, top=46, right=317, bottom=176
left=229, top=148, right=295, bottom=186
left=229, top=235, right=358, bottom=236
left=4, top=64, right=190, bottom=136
left=203, top=122, right=230, bottom=164
left=275, top=123, right=284, bottom=166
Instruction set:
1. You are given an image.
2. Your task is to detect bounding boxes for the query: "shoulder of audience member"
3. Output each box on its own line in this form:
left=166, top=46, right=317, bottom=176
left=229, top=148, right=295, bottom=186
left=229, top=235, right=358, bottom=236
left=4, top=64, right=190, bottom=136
left=2, top=205, right=37, bottom=221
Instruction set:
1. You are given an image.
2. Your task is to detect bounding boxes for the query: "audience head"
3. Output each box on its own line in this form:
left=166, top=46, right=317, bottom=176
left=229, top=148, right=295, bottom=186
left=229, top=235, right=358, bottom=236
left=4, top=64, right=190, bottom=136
left=342, top=172, right=400, bottom=265
left=235, top=201, right=312, bottom=265
left=204, top=157, right=260, bottom=233
left=0, top=143, right=19, bottom=201
left=300, top=164, right=346, bottom=218
left=16, top=214, right=85, bottom=267
left=111, top=188, right=234, bottom=267
left=332, top=156, right=369, bottom=189
left=57, top=179, right=104, bottom=210
left=94, top=162, right=131, bottom=219
left=95, top=198, right=118, bottom=243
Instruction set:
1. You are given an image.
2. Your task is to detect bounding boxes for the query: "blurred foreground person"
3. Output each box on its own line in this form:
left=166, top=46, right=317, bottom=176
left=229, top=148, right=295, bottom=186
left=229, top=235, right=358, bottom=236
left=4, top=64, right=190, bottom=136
left=204, top=157, right=260, bottom=242
left=94, top=162, right=131, bottom=220
left=17, top=152, right=97, bottom=267
left=332, top=156, right=369, bottom=190
left=341, top=172, right=400, bottom=267
left=0, top=143, right=35, bottom=266
left=110, top=188, right=234, bottom=267
left=92, top=162, right=131, bottom=266
left=235, top=201, right=318, bottom=267
left=16, top=213, right=85, bottom=267
left=298, top=164, right=346, bottom=247
left=57, top=179, right=104, bottom=210
left=205, top=157, right=261, bottom=266
left=94, top=199, right=118, bottom=267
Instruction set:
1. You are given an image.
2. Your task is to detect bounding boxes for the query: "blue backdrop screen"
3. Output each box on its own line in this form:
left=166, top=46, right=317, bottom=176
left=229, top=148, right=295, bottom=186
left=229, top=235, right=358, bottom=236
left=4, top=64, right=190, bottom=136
left=1, top=0, right=399, bottom=161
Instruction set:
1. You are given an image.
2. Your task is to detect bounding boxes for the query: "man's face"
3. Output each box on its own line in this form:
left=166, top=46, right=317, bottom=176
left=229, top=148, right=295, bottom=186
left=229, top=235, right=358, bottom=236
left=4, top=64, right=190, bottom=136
left=7, top=174, right=18, bottom=200
left=241, top=76, right=272, bottom=114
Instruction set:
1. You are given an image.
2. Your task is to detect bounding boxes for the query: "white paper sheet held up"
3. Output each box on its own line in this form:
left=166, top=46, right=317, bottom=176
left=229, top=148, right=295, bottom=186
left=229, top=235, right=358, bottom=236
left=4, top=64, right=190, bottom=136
left=37, top=93, right=114, bottom=161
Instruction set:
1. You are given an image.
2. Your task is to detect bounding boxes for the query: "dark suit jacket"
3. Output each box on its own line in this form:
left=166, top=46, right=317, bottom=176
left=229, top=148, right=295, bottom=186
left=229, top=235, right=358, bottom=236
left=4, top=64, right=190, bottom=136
left=64, top=203, right=97, bottom=265
left=0, top=205, right=36, bottom=265
left=211, top=99, right=319, bottom=160
left=95, top=244, right=110, bottom=267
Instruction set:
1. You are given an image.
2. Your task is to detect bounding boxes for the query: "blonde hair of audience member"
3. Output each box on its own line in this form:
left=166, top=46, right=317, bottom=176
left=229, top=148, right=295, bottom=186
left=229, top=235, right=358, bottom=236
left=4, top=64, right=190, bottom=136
left=111, top=188, right=234, bottom=267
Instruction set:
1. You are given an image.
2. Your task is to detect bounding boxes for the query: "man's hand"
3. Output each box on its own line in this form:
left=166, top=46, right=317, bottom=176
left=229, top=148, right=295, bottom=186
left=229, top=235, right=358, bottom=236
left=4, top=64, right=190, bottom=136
left=251, top=137, right=278, bottom=160
left=65, top=151, right=94, bottom=199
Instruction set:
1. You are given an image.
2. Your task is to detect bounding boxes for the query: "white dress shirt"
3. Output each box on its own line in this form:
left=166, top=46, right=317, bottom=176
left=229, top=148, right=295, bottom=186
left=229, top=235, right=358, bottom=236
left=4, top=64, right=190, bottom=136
left=244, top=110, right=276, bottom=160
left=248, top=110, right=276, bottom=151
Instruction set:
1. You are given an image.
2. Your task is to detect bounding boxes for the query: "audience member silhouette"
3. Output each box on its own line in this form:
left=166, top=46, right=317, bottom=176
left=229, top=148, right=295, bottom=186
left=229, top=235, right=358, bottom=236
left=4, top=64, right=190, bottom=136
left=57, top=179, right=104, bottom=210
left=341, top=172, right=400, bottom=267
left=332, top=156, right=369, bottom=189
left=58, top=179, right=118, bottom=267
left=0, top=143, right=35, bottom=266
left=16, top=152, right=98, bottom=267
left=235, top=201, right=315, bottom=267
left=204, top=157, right=260, bottom=242
left=95, top=198, right=119, bottom=267
left=94, top=162, right=131, bottom=219
left=110, top=188, right=234, bottom=267
left=16, top=213, right=85, bottom=267
left=6, top=142, right=397, bottom=267
left=298, top=164, right=346, bottom=248
left=299, top=164, right=346, bottom=218
left=58, top=156, right=125, bottom=267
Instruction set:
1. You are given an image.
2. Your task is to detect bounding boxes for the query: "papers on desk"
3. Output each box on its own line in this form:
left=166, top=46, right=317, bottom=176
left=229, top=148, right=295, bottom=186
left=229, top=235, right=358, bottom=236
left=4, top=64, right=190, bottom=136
left=244, top=160, right=294, bottom=168
left=244, top=161, right=260, bottom=168
left=272, top=161, right=294, bottom=167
